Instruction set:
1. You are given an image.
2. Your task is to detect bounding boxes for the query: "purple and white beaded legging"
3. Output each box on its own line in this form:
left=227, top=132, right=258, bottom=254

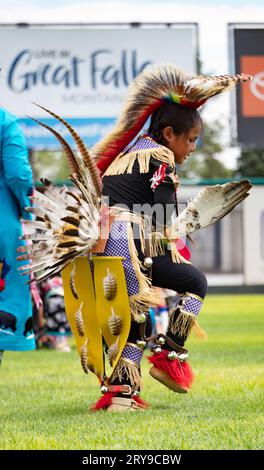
left=93, top=221, right=140, bottom=297
left=180, top=293, right=203, bottom=318
left=121, top=343, right=143, bottom=367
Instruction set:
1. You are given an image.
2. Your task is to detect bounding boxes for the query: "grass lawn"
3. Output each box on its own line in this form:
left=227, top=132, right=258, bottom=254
left=0, top=294, right=263, bottom=450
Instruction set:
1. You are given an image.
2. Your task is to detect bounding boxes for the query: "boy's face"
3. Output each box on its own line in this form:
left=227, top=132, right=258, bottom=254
left=163, top=121, right=202, bottom=164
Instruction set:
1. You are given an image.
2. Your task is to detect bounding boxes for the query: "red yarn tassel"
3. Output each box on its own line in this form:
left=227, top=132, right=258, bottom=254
left=90, top=392, right=115, bottom=412
left=133, top=395, right=150, bottom=409
left=148, top=350, right=194, bottom=390
left=176, top=238, right=191, bottom=261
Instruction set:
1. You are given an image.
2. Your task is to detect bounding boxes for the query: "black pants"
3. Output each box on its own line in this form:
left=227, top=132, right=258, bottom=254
left=134, top=239, right=207, bottom=299
left=152, top=251, right=207, bottom=299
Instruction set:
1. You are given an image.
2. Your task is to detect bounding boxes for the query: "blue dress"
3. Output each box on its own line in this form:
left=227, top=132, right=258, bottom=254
left=0, top=108, right=35, bottom=351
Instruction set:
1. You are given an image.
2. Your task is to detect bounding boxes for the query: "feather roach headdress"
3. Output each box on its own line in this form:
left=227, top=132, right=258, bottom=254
left=94, top=64, right=252, bottom=174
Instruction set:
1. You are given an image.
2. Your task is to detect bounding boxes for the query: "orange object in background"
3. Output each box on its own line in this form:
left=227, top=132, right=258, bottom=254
left=241, top=56, right=264, bottom=117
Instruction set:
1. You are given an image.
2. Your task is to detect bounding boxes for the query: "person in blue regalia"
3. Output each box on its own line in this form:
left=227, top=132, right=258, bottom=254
left=0, top=107, right=35, bottom=364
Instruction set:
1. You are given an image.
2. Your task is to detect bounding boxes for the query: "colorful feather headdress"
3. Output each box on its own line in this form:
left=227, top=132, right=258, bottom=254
left=94, top=64, right=252, bottom=174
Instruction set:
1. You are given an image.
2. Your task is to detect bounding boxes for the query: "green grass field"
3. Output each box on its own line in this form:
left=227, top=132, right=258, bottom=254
left=0, top=294, right=263, bottom=450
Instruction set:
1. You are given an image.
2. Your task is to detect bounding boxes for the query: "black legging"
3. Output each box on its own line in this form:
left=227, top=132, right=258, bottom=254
left=134, top=239, right=207, bottom=299
left=152, top=251, right=207, bottom=299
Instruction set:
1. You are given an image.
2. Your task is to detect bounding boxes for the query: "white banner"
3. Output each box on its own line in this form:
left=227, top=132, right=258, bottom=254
left=243, top=186, right=264, bottom=285
left=0, top=25, right=197, bottom=148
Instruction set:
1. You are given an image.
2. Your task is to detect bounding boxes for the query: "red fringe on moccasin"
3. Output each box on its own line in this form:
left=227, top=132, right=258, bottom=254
left=133, top=395, right=150, bottom=409
left=148, top=350, right=194, bottom=392
left=90, top=392, right=115, bottom=411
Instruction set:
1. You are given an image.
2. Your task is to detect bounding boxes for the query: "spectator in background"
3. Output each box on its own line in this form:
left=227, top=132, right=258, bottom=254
left=149, top=288, right=169, bottom=336
left=0, top=107, right=35, bottom=365
left=39, top=276, right=71, bottom=352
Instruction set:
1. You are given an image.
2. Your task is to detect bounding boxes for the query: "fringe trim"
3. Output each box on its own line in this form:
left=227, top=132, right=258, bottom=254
left=111, top=357, right=142, bottom=392
left=150, top=231, right=166, bottom=257
left=169, top=309, right=207, bottom=339
left=192, top=320, right=207, bottom=339
left=169, top=310, right=196, bottom=337
left=129, top=288, right=161, bottom=321
left=127, top=223, right=161, bottom=320
left=168, top=242, right=191, bottom=264
left=150, top=232, right=191, bottom=264
left=114, top=209, right=189, bottom=265
left=104, top=147, right=174, bottom=176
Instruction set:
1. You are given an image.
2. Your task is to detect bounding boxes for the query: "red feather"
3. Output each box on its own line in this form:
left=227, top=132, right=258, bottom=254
left=133, top=395, right=150, bottom=409
left=90, top=392, right=115, bottom=411
left=97, top=100, right=163, bottom=174
left=148, top=350, right=194, bottom=390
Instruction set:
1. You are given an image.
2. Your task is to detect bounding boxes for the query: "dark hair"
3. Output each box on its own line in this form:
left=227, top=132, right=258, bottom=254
left=148, top=101, right=202, bottom=145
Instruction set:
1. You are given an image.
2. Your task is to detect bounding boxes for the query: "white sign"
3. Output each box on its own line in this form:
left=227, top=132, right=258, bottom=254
left=243, top=186, right=264, bottom=285
left=0, top=25, right=197, bottom=148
